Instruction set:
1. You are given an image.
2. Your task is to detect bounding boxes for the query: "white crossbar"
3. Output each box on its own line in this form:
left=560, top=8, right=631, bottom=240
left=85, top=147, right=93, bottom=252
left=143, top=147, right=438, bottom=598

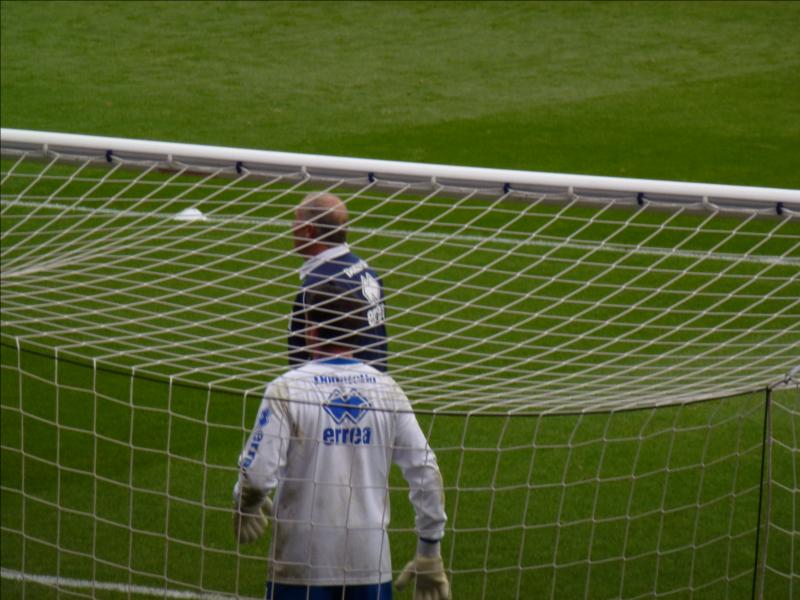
left=2, top=128, right=798, bottom=207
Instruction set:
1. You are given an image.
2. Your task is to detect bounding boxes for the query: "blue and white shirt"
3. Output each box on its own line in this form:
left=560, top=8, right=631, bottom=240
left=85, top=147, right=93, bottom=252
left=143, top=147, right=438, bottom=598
left=288, top=244, right=388, bottom=372
left=238, top=358, right=446, bottom=586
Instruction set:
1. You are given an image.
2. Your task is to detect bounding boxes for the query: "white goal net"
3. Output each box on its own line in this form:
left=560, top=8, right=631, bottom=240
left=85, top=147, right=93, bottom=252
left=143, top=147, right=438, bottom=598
left=1, top=129, right=799, bottom=599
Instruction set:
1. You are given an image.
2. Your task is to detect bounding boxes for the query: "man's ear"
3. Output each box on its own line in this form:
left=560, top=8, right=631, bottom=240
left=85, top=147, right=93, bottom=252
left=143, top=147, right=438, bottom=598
left=305, top=325, right=319, bottom=349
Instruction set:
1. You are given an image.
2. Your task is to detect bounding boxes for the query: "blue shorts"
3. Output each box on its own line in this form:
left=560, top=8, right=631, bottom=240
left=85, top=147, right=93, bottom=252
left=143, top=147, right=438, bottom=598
left=266, top=581, right=392, bottom=600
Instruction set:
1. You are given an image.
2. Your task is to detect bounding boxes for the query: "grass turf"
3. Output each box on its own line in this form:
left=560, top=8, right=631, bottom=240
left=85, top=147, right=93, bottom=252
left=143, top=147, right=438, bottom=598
left=2, top=1, right=799, bottom=598
left=1, top=162, right=798, bottom=598
left=2, top=1, right=799, bottom=186
left=2, top=345, right=797, bottom=599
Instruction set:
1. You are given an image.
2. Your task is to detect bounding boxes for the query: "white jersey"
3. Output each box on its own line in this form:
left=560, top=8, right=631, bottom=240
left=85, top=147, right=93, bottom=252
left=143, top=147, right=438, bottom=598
left=238, top=357, right=446, bottom=586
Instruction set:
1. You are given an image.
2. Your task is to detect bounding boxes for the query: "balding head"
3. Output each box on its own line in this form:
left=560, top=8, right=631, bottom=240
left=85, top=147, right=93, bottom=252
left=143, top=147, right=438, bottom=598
left=293, top=193, right=349, bottom=256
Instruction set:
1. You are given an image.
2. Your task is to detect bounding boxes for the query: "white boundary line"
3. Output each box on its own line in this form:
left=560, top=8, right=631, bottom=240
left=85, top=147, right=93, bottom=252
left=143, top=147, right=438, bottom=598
left=2, top=199, right=797, bottom=269
left=0, top=567, right=255, bottom=599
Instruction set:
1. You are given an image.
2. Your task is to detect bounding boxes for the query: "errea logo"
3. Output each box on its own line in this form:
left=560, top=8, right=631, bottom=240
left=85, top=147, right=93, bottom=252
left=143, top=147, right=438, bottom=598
left=324, top=388, right=370, bottom=424
left=323, top=388, right=372, bottom=446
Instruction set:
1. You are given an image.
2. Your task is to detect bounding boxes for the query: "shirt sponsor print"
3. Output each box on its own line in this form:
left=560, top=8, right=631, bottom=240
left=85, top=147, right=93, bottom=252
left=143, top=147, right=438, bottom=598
left=323, top=387, right=372, bottom=446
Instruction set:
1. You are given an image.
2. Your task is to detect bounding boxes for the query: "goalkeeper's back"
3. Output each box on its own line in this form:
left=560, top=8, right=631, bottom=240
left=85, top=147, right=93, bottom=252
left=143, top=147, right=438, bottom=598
left=239, top=357, right=446, bottom=586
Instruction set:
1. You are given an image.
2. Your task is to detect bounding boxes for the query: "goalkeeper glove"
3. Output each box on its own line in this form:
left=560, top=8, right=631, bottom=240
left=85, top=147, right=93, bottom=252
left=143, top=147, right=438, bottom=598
left=395, top=555, right=450, bottom=600
left=232, top=482, right=273, bottom=544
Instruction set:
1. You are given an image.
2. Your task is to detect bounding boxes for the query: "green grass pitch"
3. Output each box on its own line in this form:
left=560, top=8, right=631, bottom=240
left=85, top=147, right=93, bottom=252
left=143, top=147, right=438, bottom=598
left=2, top=1, right=799, bottom=599
left=1, top=344, right=798, bottom=599
left=1, top=163, right=798, bottom=599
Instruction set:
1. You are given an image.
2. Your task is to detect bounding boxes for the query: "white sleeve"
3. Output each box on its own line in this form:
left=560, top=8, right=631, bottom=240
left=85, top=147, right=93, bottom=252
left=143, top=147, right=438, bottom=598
left=237, top=379, right=292, bottom=494
left=391, top=388, right=447, bottom=542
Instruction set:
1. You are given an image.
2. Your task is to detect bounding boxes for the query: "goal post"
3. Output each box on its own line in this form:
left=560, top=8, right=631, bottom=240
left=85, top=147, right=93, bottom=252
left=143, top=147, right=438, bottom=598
left=2, top=127, right=798, bottom=206
left=1, top=129, right=798, bottom=599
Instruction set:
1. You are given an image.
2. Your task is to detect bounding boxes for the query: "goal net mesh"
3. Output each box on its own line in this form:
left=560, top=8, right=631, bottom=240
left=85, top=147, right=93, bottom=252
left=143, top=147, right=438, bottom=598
left=1, top=131, right=798, bottom=598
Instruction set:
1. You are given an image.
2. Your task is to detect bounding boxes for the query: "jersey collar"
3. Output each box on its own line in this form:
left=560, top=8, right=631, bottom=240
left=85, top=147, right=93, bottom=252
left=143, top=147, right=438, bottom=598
left=299, top=243, right=350, bottom=281
left=317, top=357, right=361, bottom=365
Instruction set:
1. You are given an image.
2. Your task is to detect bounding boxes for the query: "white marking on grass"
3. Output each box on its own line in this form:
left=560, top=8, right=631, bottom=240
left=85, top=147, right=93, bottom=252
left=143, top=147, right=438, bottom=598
left=0, top=568, right=254, bottom=599
left=3, top=199, right=798, bottom=267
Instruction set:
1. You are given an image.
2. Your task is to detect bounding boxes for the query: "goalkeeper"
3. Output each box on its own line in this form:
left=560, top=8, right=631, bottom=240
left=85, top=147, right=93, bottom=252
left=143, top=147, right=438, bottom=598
left=234, top=281, right=449, bottom=600
left=288, top=192, right=388, bottom=372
